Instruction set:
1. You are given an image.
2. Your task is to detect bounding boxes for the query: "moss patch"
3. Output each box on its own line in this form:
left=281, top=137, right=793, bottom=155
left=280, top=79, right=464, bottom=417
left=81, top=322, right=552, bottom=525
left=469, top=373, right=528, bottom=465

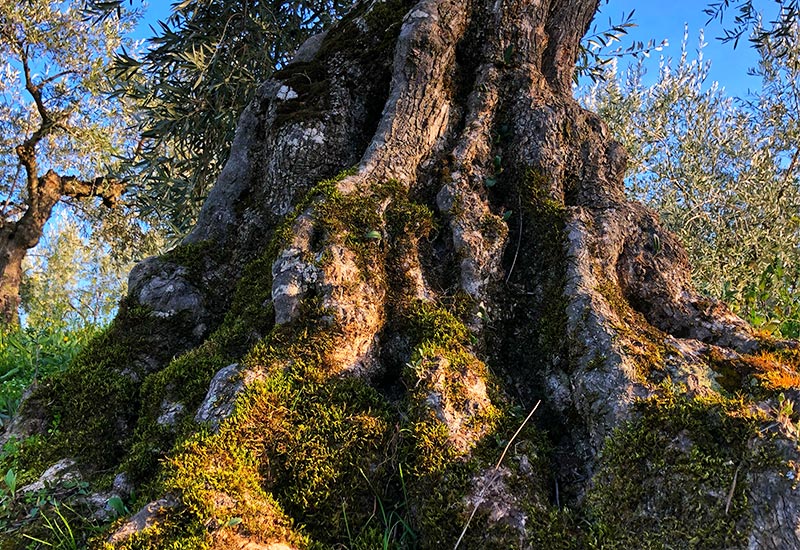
left=120, top=169, right=367, bottom=494
left=109, top=273, right=554, bottom=548
left=705, top=345, right=800, bottom=398
left=113, top=305, right=396, bottom=548
left=397, top=300, right=556, bottom=547
left=2, top=301, right=192, bottom=475
left=490, top=168, right=571, bottom=388
left=160, top=241, right=215, bottom=284
left=587, top=384, right=776, bottom=549
left=596, top=280, right=669, bottom=380
left=98, top=167, right=440, bottom=546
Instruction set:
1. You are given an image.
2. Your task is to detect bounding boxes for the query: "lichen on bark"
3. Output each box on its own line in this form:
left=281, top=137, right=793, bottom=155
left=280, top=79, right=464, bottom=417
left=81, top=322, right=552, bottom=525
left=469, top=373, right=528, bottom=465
left=2, top=0, right=800, bottom=548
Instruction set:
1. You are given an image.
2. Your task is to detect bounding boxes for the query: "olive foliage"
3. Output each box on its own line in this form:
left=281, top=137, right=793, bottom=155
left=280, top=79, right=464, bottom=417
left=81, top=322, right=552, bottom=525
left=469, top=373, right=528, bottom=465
left=582, top=27, right=800, bottom=337
left=705, top=0, right=799, bottom=51
left=0, top=0, right=164, bottom=326
left=110, top=0, right=351, bottom=235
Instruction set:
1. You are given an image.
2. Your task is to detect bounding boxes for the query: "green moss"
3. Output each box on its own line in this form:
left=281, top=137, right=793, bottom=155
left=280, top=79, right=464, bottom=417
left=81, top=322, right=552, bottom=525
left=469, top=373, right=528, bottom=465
left=117, top=295, right=551, bottom=548
left=5, top=301, right=176, bottom=473
left=0, top=168, right=366, bottom=546
left=403, top=300, right=470, bottom=350
left=493, top=168, right=571, bottom=369
left=587, top=385, right=776, bottom=549
left=117, top=301, right=397, bottom=548
left=122, top=343, right=230, bottom=488
left=522, top=170, right=571, bottom=360
left=121, top=271, right=280, bottom=490
left=120, top=170, right=366, bottom=493
left=333, top=181, right=425, bottom=255
left=596, top=281, right=668, bottom=380
left=403, top=404, right=561, bottom=548
left=401, top=300, right=498, bottom=432
left=704, top=347, right=751, bottom=394
left=396, top=300, right=557, bottom=547
left=0, top=301, right=215, bottom=547
left=272, top=60, right=330, bottom=125
left=160, top=241, right=215, bottom=282
left=267, top=168, right=355, bottom=255
left=99, top=513, right=209, bottom=550
left=273, top=176, right=435, bottom=288
left=3, top=165, right=573, bottom=548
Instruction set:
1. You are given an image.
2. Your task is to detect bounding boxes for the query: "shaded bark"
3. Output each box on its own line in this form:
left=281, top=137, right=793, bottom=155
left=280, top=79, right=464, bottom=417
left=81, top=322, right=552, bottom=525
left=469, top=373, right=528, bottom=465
left=5, top=1, right=800, bottom=548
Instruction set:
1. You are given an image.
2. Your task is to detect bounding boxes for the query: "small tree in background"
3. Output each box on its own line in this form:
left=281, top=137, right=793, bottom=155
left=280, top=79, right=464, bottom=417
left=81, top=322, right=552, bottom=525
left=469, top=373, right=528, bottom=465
left=21, top=212, right=149, bottom=329
left=0, top=0, right=154, bottom=326
left=582, top=28, right=800, bottom=336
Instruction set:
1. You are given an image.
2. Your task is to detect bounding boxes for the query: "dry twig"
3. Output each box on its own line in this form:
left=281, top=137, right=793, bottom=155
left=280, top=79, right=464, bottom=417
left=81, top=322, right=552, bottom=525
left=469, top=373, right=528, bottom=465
left=453, top=400, right=541, bottom=549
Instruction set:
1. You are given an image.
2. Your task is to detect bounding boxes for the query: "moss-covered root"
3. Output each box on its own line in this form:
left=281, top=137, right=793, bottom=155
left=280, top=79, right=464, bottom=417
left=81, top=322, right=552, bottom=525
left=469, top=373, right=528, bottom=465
left=103, top=431, right=309, bottom=550
left=587, top=386, right=780, bottom=549
left=102, top=294, right=567, bottom=549
left=105, top=307, right=396, bottom=548
left=399, top=301, right=557, bottom=547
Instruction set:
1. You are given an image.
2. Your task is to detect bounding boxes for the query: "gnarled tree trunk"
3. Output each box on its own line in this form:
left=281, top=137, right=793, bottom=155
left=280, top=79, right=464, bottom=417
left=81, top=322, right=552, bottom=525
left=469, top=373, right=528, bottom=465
left=4, top=1, right=800, bottom=548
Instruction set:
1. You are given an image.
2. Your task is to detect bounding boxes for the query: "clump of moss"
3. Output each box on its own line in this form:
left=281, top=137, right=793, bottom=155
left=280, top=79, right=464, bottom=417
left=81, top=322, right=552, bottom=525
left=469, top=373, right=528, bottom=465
left=402, top=300, right=501, bottom=445
left=398, top=300, right=533, bottom=545
left=114, top=303, right=397, bottom=548
left=267, top=168, right=355, bottom=255
left=4, top=301, right=190, bottom=475
left=705, top=345, right=800, bottom=398
left=587, top=384, right=775, bottom=549
left=314, top=179, right=432, bottom=272
left=160, top=241, right=215, bottom=283
left=740, top=347, right=800, bottom=393
left=120, top=261, right=279, bottom=490
left=99, top=510, right=210, bottom=550
left=488, top=167, right=571, bottom=396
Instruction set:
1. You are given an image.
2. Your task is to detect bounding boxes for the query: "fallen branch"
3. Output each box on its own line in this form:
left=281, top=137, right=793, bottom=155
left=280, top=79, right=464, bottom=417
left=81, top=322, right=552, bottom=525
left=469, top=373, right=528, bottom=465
left=725, top=463, right=742, bottom=515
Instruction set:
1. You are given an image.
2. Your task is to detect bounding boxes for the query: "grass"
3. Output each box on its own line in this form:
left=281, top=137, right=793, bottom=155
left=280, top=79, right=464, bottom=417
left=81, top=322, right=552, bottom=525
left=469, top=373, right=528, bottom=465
left=22, top=504, right=79, bottom=549
left=0, top=325, right=97, bottom=428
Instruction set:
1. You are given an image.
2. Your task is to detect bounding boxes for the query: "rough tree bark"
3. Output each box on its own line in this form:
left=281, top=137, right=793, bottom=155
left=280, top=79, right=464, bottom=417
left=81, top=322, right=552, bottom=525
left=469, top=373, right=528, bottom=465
left=3, top=0, right=800, bottom=548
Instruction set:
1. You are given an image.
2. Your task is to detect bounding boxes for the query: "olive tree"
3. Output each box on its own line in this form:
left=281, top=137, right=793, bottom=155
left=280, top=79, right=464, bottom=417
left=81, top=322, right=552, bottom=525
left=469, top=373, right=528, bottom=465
left=0, top=0, right=140, bottom=325
left=582, top=28, right=800, bottom=337
left=4, top=1, right=800, bottom=548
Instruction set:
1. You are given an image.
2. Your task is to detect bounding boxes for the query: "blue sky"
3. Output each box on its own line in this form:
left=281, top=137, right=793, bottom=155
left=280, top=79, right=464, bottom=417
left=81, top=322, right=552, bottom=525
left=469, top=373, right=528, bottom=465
left=134, top=1, right=171, bottom=38
left=599, top=1, right=770, bottom=97
left=135, top=1, right=771, bottom=97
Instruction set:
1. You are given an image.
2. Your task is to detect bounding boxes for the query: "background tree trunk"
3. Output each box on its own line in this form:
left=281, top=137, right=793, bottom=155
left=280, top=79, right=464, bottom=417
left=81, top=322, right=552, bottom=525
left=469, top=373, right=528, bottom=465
left=5, top=0, right=800, bottom=548
left=0, top=162, right=125, bottom=327
left=0, top=242, right=26, bottom=326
